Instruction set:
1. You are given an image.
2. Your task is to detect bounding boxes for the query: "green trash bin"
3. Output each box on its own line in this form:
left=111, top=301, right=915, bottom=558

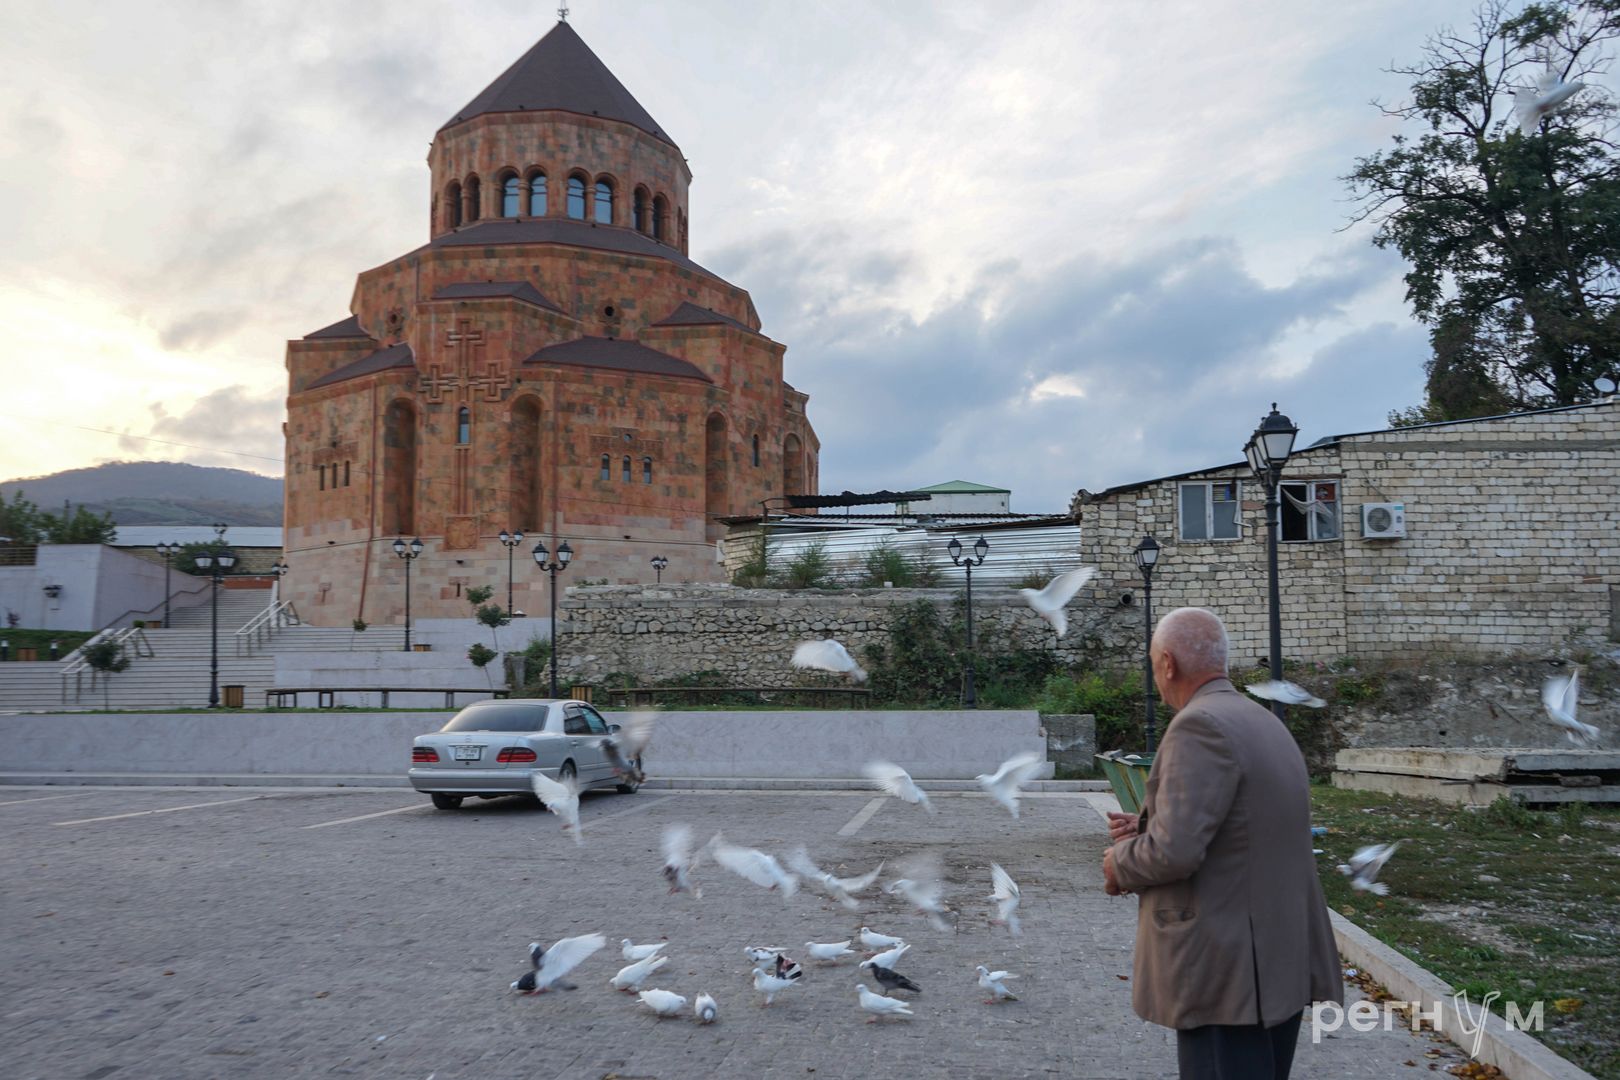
left=1095, top=751, right=1155, bottom=815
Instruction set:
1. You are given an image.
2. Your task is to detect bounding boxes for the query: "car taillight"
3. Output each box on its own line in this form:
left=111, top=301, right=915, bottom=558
left=497, top=747, right=537, bottom=763
left=413, top=747, right=439, bottom=763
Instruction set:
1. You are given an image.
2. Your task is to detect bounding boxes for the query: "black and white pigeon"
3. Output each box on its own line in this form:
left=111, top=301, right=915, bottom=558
left=510, top=933, right=606, bottom=994
left=867, top=963, right=922, bottom=995
left=601, top=711, right=656, bottom=782
left=662, top=823, right=702, bottom=896
left=1336, top=841, right=1403, bottom=895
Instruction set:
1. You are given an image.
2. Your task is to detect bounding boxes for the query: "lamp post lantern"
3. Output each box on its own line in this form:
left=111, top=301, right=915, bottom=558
left=533, top=539, right=574, bottom=697
left=193, top=548, right=237, bottom=707
left=1244, top=403, right=1299, bottom=720
left=1132, top=534, right=1162, bottom=751
left=156, top=541, right=179, bottom=628
left=498, top=530, right=524, bottom=614
left=392, top=537, right=423, bottom=651
left=270, top=559, right=289, bottom=610
left=946, top=535, right=990, bottom=708
left=650, top=555, right=668, bottom=583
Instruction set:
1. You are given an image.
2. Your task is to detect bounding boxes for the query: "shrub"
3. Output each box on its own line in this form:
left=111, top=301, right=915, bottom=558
left=467, top=643, right=497, bottom=668
left=781, top=541, right=834, bottom=589
left=1034, top=670, right=1146, bottom=752
left=863, top=597, right=1056, bottom=708
left=351, top=618, right=367, bottom=632
left=465, top=585, right=494, bottom=606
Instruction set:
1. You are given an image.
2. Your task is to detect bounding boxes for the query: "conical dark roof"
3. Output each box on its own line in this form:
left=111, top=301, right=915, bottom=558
left=440, top=21, right=676, bottom=147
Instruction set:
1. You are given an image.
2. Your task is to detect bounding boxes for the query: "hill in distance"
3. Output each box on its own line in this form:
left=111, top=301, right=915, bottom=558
left=0, top=462, right=284, bottom=526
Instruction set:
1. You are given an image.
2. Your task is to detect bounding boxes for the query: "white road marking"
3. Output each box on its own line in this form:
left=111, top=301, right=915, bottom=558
left=54, top=794, right=269, bottom=826
left=0, top=792, right=93, bottom=807
left=837, top=797, right=887, bottom=837
left=302, top=803, right=431, bottom=829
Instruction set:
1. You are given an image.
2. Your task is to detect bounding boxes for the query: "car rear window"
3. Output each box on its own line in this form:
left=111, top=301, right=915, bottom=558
left=441, top=705, right=549, bottom=733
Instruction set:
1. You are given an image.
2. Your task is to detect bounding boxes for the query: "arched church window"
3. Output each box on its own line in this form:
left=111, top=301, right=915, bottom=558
left=501, top=173, right=522, bottom=218
left=465, top=175, right=481, bottom=223
left=600, top=454, right=611, bottom=480
left=447, top=182, right=462, bottom=228
left=457, top=406, right=471, bottom=445
left=642, top=457, right=653, bottom=484
left=652, top=195, right=668, bottom=242
left=621, top=455, right=631, bottom=482
left=567, top=175, right=587, bottom=220
left=633, top=187, right=649, bottom=233
left=751, top=434, right=760, bottom=467
left=594, top=179, right=614, bottom=225
left=528, top=171, right=547, bottom=215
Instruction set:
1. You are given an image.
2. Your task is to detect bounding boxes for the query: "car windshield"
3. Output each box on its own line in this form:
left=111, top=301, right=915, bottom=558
left=440, top=704, right=549, bottom=733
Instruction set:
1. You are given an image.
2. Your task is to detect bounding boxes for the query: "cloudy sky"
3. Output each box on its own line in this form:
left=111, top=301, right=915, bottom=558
left=0, top=0, right=1576, bottom=509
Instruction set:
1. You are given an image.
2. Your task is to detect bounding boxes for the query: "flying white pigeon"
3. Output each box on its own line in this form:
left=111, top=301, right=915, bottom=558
left=1336, top=841, right=1403, bottom=896
left=708, top=835, right=799, bottom=897
left=977, top=965, right=1019, bottom=1003
left=887, top=854, right=951, bottom=931
left=637, top=988, right=687, bottom=1017
left=1018, top=566, right=1097, bottom=637
left=1245, top=680, right=1326, bottom=709
left=988, top=863, right=1022, bottom=936
left=621, top=939, right=665, bottom=962
left=602, top=711, right=656, bottom=782
left=976, top=751, right=1045, bottom=818
left=1543, top=667, right=1600, bottom=746
left=609, top=953, right=669, bottom=991
left=1514, top=66, right=1585, bottom=135
left=751, top=966, right=800, bottom=1006
left=863, top=760, right=934, bottom=814
left=662, top=824, right=702, bottom=896
left=859, top=927, right=906, bottom=951
left=862, top=942, right=912, bottom=971
left=785, top=847, right=882, bottom=910
left=510, top=933, right=606, bottom=994
left=694, top=992, right=718, bottom=1024
left=805, top=940, right=855, bottom=962
left=856, top=982, right=915, bottom=1022
left=531, top=770, right=582, bottom=844
left=791, top=639, right=868, bottom=682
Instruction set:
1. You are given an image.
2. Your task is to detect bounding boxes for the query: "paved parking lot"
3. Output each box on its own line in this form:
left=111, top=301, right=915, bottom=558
left=0, top=784, right=1466, bottom=1079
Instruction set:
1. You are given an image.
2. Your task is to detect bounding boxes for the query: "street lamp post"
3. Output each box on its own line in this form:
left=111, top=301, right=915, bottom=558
left=498, top=530, right=524, bottom=614
left=1132, top=534, right=1162, bottom=751
left=1244, top=403, right=1300, bottom=721
left=270, top=559, right=289, bottom=610
left=650, top=555, right=668, bottom=583
left=532, top=539, right=574, bottom=697
left=946, top=535, right=990, bottom=709
left=392, top=537, right=423, bottom=651
left=156, top=542, right=179, bottom=628
left=193, top=548, right=237, bottom=707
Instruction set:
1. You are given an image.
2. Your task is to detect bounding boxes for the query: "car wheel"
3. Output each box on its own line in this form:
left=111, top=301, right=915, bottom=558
left=430, top=793, right=463, bottom=811
left=616, top=757, right=642, bottom=794
left=559, top=760, right=577, bottom=782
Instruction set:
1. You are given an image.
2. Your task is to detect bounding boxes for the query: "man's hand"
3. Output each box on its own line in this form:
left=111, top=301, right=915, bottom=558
left=1103, top=846, right=1128, bottom=896
left=1107, top=811, right=1139, bottom=843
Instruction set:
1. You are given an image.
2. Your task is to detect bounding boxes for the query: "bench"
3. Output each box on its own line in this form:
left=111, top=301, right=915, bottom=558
left=264, top=687, right=512, bottom=709
left=602, top=686, right=871, bottom=709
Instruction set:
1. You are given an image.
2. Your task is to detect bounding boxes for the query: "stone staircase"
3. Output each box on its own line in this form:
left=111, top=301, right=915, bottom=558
left=0, top=588, right=407, bottom=711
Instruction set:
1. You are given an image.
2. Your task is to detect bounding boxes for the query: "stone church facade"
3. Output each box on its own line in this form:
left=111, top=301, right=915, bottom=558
left=281, top=21, right=818, bottom=625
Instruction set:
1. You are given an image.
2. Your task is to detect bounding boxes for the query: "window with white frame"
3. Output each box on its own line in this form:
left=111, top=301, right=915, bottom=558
left=1179, top=480, right=1242, bottom=541
left=1280, top=480, right=1340, bottom=542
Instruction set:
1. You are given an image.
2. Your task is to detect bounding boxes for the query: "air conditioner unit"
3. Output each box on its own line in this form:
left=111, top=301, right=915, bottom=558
left=1361, top=503, right=1406, bottom=539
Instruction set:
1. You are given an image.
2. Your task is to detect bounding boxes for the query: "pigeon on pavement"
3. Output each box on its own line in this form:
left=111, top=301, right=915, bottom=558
left=805, top=940, right=855, bottom=962
left=510, top=933, right=606, bottom=994
left=709, top=835, right=798, bottom=897
left=1336, top=841, right=1403, bottom=895
left=977, top=965, right=1019, bottom=1003
left=621, top=939, right=665, bottom=962
left=1018, top=566, right=1097, bottom=637
left=744, top=946, right=785, bottom=965
left=662, top=824, right=702, bottom=896
left=862, top=942, right=911, bottom=971
left=752, top=967, right=800, bottom=1006
left=1543, top=667, right=1600, bottom=746
left=976, top=751, right=1044, bottom=818
left=791, top=639, right=868, bottom=682
left=988, top=863, right=1022, bottom=936
left=637, top=989, right=686, bottom=1017
left=531, top=771, right=582, bottom=844
left=859, top=927, right=906, bottom=951
left=863, top=760, right=934, bottom=814
left=786, top=847, right=882, bottom=910
left=694, top=992, right=718, bottom=1024
left=867, top=964, right=922, bottom=995
left=886, top=854, right=951, bottom=931
left=1245, top=680, right=1326, bottom=709
left=610, top=953, right=669, bottom=991
left=857, top=983, right=915, bottom=1021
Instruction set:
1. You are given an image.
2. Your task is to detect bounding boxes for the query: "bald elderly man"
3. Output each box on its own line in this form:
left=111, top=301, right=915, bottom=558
left=1102, top=607, right=1340, bottom=1080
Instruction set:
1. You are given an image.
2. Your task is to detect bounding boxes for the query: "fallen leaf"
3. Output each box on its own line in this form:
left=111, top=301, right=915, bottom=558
left=1115, top=974, right=1129, bottom=981
left=162, top=970, right=175, bottom=976
left=1553, top=997, right=1583, bottom=1014
left=314, top=991, right=330, bottom=999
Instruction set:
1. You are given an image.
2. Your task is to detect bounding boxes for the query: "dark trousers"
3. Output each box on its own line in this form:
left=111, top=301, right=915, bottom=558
left=1176, top=1011, right=1303, bottom=1080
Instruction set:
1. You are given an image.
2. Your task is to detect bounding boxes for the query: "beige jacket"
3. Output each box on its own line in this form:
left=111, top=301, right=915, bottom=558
left=1110, top=678, right=1342, bottom=1029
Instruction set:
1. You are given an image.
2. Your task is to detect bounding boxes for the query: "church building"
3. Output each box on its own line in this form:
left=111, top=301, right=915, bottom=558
left=281, top=20, right=819, bottom=625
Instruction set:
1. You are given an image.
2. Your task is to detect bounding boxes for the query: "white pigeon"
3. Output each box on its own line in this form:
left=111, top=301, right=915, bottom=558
left=1018, top=566, right=1097, bottom=637
left=859, top=927, right=905, bottom=951
left=693, top=992, right=718, bottom=1024
left=744, top=945, right=786, bottom=964
left=708, top=835, right=798, bottom=897
left=637, top=988, right=687, bottom=1017
left=531, top=770, right=582, bottom=844
left=609, top=953, right=669, bottom=991
left=510, top=933, right=606, bottom=994
left=621, top=939, right=665, bottom=962
left=1245, top=680, right=1326, bottom=709
left=988, top=863, right=1022, bottom=936
left=856, top=982, right=915, bottom=1022
left=977, top=965, right=1019, bottom=1003
left=1543, top=667, right=1600, bottom=746
left=862, top=942, right=911, bottom=971
left=976, top=751, right=1045, bottom=818
left=805, top=940, right=855, bottom=962
left=1336, top=841, right=1403, bottom=896
left=785, top=847, right=882, bottom=910
left=662, top=824, right=702, bottom=896
left=886, top=854, right=950, bottom=931
left=863, top=760, right=934, bottom=814
left=751, top=966, right=799, bottom=1006
left=1514, top=66, right=1585, bottom=136
left=602, top=710, right=657, bottom=782
left=791, top=639, right=868, bottom=682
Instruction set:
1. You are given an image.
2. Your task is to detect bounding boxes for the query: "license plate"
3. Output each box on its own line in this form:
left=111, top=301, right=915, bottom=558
left=452, top=745, right=483, bottom=762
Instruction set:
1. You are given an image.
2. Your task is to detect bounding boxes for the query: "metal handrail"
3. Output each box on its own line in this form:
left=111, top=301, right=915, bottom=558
left=89, top=579, right=212, bottom=636
left=60, top=626, right=154, bottom=703
left=234, top=600, right=302, bottom=656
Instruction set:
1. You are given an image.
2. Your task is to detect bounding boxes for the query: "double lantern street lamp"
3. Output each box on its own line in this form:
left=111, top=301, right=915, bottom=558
left=1243, top=403, right=1300, bottom=720
left=192, top=548, right=237, bottom=708
left=155, top=541, right=181, bottom=628
left=532, top=539, right=574, bottom=698
left=650, top=555, right=669, bottom=583
left=498, top=530, right=525, bottom=615
left=946, top=535, right=990, bottom=709
left=392, top=537, right=424, bottom=651
left=270, top=559, right=289, bottom=609
left=1132, top=534, right=1161, bottom=751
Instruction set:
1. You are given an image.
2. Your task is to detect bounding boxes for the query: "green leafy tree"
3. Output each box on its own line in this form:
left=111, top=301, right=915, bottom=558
left=1346, top=0, right=1620, bottom=423
left=467, top=643, right=497, bottom=668
left=40, top=506, right=118, bottom=545
left=464, top=584, right=510, bottom=650
left=81, top=639, right=131, bottom=707
left=0, top=491, right=44, bottom=544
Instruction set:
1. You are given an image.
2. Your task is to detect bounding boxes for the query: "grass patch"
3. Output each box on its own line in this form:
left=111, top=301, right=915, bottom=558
left=1, top=628, right=95, bottom=658
left=1312, top=784, right=1620, bottom=1077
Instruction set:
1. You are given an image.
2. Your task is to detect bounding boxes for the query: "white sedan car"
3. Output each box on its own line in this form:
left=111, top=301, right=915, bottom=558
left=408, top=698, right=640, bottom=810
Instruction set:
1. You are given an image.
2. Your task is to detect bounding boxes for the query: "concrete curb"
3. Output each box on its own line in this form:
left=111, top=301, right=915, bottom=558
left=1078, top=790, right=1594, bottom=1080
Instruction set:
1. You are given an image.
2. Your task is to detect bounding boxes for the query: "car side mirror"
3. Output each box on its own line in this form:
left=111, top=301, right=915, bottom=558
left=609, top=723, right=621, bottom=733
